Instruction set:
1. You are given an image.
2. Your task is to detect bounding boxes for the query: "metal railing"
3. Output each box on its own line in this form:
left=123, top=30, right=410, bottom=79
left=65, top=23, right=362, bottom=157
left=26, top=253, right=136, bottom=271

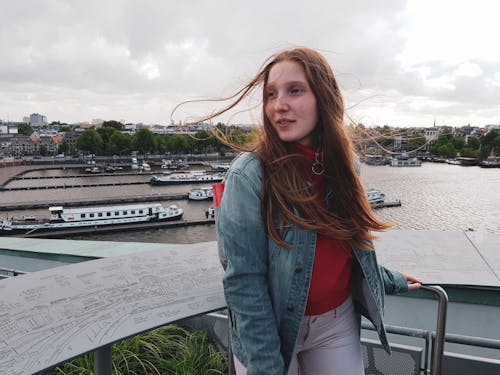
left=2, top=261, right=500, bottom=375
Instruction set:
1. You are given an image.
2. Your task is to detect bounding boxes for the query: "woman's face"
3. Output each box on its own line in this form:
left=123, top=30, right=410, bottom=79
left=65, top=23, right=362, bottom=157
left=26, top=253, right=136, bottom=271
left=264, top=60, right=318, bottom=148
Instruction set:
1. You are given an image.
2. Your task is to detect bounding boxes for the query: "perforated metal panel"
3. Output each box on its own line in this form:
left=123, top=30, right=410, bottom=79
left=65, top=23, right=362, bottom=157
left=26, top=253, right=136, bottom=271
left=362, top=338, right=422, bottom=375
left=442, top=352, right=500, bottom=375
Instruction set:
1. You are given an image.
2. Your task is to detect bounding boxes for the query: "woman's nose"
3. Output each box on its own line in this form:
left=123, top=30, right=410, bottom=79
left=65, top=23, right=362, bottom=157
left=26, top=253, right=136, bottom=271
left=274, top=94, right=289, bottom=111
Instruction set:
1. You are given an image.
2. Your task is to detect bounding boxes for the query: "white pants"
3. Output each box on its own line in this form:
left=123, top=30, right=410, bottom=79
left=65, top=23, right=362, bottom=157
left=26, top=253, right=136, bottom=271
left=234, top=296, right=364, bottom=375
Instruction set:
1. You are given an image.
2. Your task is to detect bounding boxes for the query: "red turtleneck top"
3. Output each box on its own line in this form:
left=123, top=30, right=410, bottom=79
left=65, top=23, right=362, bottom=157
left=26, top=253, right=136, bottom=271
left=294, top=143, right=352, bottom=315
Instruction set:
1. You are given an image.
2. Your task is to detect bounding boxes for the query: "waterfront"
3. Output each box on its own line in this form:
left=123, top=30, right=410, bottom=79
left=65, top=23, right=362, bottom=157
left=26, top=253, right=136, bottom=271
left=0, top=162, right=499, bottom=243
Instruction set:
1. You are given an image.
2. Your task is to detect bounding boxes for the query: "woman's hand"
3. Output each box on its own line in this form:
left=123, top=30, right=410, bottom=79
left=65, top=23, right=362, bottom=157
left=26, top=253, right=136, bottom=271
left=401, top=272, right=422, bottom=290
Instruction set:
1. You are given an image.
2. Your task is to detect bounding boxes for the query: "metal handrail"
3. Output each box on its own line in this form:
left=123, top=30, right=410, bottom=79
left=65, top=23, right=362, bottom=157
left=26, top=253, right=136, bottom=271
left=361, top=285, right=449, bottom=375
left=422, top=285, right=448, bottom=375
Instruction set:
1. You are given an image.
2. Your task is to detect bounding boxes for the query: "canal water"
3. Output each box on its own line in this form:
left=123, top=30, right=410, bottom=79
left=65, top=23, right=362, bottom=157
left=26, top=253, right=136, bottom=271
left=0, top=162, right=499, bottom=243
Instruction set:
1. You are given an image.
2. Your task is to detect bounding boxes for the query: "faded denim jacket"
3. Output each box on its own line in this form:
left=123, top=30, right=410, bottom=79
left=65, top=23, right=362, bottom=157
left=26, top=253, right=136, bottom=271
left=216, top=152, right=408, bottom=375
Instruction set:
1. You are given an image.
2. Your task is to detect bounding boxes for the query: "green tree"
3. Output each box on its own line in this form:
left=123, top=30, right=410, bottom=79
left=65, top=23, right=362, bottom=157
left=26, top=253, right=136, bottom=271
left=102, top=120, right=124, bottom=130
left=466, top=137, right=480, bottom=150
left=191, top=130, right=213, bottom=156
left=435, top=144, right=456, bottom=158
left=18, top=123, right=33, bottom=135
left=76, top=129, right=104, bottom=154
left=460, top=147, right=478, bottom=158
left=453, top=137, right=465, bottom=150
left=494, top=135, right=500, bottom=154
left=167, top=134, right=190, bottom=154
left=59, top=126, right=71, bottom=133
left=156, top=136, right=168, bottom=154
left=58, top=141, right=69, bottom=155
left=97, top=126, right=118, bottom=155
left=134, top=128, right=156, bottom=154
left=39, top=144, right=47, bottom=156
left=109, top=132, right=132, bottom=155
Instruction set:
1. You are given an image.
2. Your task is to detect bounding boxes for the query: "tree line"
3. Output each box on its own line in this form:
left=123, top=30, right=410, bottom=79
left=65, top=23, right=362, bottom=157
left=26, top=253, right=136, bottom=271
left=74, top=121, right=254, bottom=156
left=351, top=124, right=499, bottom=159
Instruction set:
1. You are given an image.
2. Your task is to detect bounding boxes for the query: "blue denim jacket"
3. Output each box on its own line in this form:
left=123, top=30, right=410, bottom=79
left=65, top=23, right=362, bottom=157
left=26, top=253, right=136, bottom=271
left=217, top=152, right=408, bottom=375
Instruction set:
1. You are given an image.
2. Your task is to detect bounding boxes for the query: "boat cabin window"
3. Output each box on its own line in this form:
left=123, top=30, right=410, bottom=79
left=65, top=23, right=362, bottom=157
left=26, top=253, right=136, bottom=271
left=139, top=210, right=143, bottom=214
left=106, top=212, right=111, bottom=217
left=115, top=211, right=119, bottom=216
left=131, top=210, right=136, bottom=214
left=81, top=214, right=86, bottom=218
left=98, top=213, right=103, bottom=217
left=90, top=213, right=94, bottom=218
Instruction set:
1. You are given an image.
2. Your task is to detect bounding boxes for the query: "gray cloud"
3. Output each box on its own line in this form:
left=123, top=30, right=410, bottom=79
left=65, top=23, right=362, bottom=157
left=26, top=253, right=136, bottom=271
left=0, top=0, right=498, bottom=126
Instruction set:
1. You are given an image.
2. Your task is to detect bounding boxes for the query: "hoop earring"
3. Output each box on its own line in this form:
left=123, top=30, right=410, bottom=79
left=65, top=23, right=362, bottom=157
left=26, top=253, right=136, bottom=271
left=312, top=152, right=324, bottom=175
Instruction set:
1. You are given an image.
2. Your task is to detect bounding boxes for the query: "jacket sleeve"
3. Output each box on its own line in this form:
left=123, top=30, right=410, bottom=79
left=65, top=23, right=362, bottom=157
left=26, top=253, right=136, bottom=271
left=379, top=265, right=409, bottom=295
left=217, top=167, right=285, bottom=375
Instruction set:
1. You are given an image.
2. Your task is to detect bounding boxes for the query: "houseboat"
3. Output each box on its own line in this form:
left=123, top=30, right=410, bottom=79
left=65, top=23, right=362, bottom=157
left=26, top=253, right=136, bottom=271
left=480, top=155, right=500, bottom=168
left=364, top=154, right=391, bottom=166
left=150, top=171, right=225, bottom=185
left=390, top=155, right=422, bottom=167
left=0, top=203, right=183, bottom=234
left=188, top=186, right=214, bottom=201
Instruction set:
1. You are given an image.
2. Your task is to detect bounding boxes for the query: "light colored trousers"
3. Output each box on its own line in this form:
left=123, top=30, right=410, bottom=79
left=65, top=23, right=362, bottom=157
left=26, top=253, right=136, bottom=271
left=234, top=296, right=364, bottom=375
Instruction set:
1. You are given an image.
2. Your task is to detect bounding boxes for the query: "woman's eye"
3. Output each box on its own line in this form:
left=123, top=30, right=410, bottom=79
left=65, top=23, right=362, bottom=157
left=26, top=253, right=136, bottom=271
left=267, top=91, right=276, bottom=98
left=290, top=87, right=304, bottom=95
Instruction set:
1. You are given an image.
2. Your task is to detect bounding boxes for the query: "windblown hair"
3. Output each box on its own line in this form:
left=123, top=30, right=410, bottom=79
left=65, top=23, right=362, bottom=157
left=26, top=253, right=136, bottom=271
left=179, top=47, right=391, bottom=250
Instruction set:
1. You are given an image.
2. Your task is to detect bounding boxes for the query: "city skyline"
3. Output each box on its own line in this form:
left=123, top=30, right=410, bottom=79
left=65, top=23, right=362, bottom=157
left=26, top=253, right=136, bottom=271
left=1, top=0, right=499, bottom=127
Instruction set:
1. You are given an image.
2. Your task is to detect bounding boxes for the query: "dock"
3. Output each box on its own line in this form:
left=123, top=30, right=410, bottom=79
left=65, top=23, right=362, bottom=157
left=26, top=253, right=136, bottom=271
left=0, top=193, right=190, bottom=211
left=0, top=218, right=215, bottom=238
left=371, top=200, right=402, bottom=209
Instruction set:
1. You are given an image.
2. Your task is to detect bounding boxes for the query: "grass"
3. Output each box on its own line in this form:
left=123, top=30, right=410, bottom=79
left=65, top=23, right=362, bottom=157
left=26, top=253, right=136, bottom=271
left=42, top=325, right=228, bottom=375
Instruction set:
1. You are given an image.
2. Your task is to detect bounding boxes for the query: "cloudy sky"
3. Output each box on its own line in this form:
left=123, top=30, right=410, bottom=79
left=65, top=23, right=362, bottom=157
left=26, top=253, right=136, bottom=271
left=1, top=0, right=499, bottom=127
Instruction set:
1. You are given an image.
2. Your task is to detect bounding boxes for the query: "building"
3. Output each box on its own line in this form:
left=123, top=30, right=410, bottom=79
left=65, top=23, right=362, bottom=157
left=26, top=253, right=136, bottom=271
left=29, top=113, right=48, bottom=128
left=0, top=122, right=19, bottom=134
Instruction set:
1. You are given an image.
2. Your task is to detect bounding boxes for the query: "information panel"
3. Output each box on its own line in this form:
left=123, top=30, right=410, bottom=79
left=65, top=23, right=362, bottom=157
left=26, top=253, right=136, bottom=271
left=0, top=242, right=225, bottom=374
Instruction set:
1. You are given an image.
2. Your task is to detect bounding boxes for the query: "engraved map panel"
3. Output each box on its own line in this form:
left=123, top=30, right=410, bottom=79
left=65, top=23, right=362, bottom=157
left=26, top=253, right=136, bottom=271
left=0, top=241, right=225, bottom=374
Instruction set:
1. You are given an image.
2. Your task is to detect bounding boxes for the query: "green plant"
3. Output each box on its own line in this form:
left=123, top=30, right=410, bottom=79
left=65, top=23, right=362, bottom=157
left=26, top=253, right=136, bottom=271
left=42, top=325, right=227, bottom=375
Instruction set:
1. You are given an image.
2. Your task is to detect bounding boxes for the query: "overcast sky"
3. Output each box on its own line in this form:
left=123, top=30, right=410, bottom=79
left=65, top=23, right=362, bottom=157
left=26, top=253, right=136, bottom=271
left=1, top=0, right=499, bottom=127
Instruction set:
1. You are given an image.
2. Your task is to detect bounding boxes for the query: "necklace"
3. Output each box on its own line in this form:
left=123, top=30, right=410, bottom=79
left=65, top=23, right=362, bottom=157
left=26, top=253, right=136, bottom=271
left=311, top=152, right=325, bottom=175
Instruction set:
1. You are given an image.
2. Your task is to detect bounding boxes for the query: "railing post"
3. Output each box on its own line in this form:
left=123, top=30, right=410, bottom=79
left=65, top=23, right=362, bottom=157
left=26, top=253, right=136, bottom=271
left=94, top=345, right=112, bottom=375
left=422, top=285, right=448, bottom=375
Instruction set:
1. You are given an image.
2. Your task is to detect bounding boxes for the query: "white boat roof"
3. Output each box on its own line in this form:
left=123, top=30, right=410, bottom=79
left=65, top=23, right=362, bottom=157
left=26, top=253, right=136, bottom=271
left=55, top=203, right=163, bottom=214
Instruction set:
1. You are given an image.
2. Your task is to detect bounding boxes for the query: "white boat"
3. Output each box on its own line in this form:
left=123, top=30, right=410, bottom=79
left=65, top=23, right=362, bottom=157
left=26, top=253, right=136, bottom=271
left=390, top=155, right=422, bottom=167
left=0, top=203, right=183, bottom=234
left=366, top=188, right=385, bottom=204
left=480, top=156, right=500, bottom=168
left=188, top=187, right=213, bottom=201
left=150, top=171, right=224, bottom=185
left=161, top=159, right=190, bottom=170
left=131, top=157, right=139, bottom=170
left=205, top=207, right=215, bottom=218
left=141, top=163, right=151, bottom=171
left=210, top=163, right=231, bottom=171
left=85, top=166, right=102, bottom=173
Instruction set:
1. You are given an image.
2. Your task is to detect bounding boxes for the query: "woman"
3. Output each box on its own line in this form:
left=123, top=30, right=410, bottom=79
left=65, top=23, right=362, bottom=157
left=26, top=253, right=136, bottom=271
left=212, top=48, right=421, bottom=375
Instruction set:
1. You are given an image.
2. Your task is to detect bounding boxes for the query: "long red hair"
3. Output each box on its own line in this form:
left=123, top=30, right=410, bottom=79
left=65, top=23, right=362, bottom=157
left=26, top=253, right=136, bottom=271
left=177, top=47, right=391, bottom=250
